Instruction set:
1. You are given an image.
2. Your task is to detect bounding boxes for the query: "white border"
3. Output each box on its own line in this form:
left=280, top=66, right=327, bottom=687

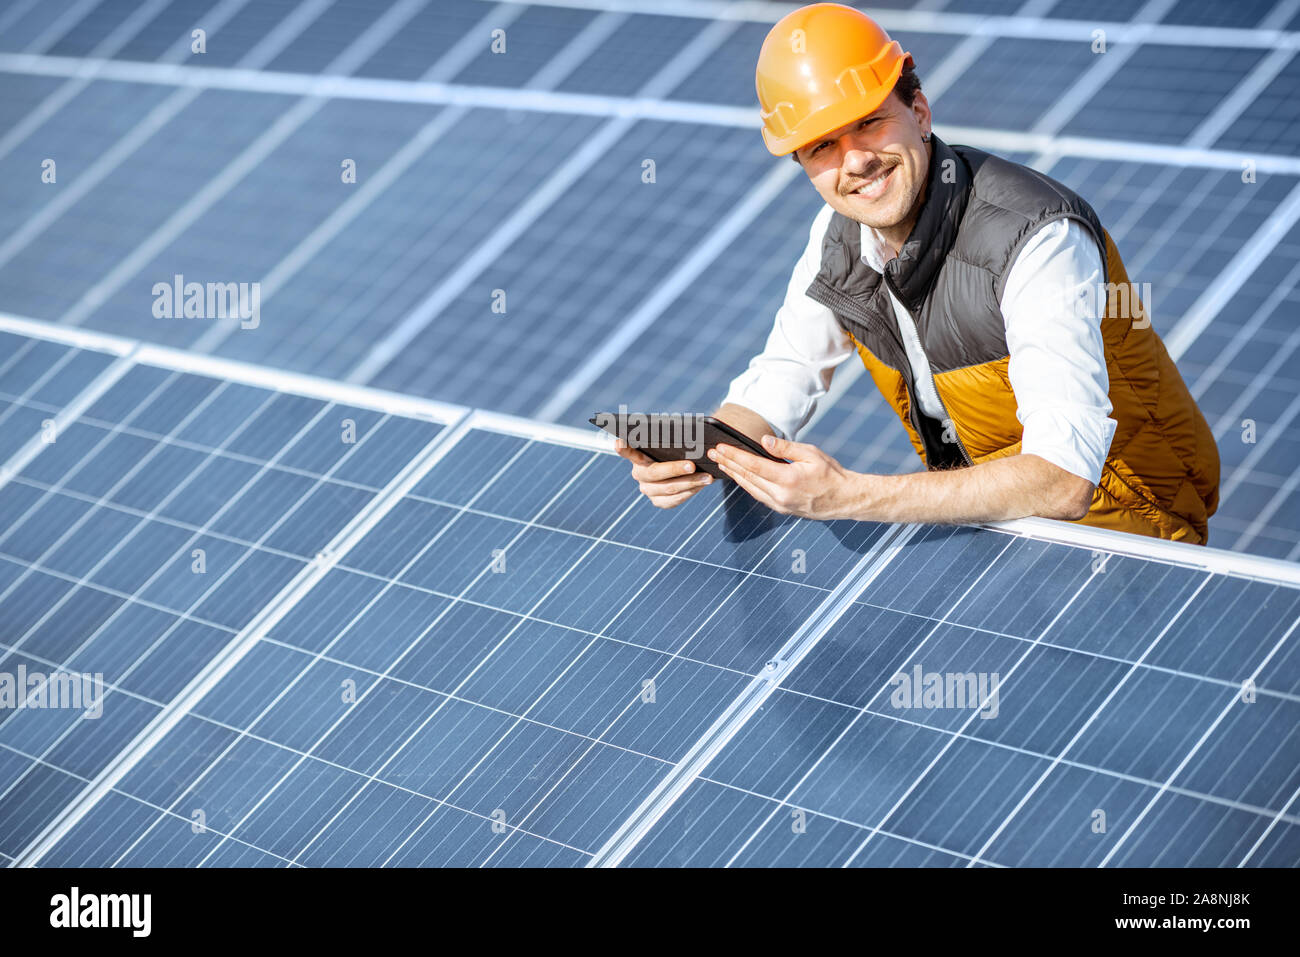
left=4, top=311, right=1298, bottom=588
left=986, top=516, right=1300, bottom=588
left=0, top=312, right=465, bottom=424
left=490, top=0, right=1300, bottom=49
left=2, top=54, right=1299, bottom=176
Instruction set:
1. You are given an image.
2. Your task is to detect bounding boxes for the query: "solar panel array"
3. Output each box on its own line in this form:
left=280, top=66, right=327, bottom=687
left=2, top=0, right=1299, bottom=867
left=1, top=325, right=1297, bottom=868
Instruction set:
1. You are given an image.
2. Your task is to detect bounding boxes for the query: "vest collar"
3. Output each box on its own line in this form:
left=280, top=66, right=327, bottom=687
left=884, top=133, right=970, bottom=314
left=819, top=134, right=971, bottom=316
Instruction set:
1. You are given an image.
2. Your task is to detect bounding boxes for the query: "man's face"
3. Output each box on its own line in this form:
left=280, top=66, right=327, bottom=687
left=794, top=91, right=932, bottom=233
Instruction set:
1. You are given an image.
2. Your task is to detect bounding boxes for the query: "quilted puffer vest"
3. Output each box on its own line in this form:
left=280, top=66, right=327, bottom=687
left=806, top=135, right=1220, bottom=543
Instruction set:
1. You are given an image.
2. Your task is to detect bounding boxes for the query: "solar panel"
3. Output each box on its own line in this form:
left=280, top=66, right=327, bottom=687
left=1, top=0, right=1299, bottom=873
left=0, top=323, right=1295, bottom=870
left=619, top=526, right=1300, bottom=867
left=0, top=328, right=458, bottom=864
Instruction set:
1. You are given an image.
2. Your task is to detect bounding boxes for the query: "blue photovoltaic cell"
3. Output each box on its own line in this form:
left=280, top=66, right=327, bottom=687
left=102, top=0, right=212, bottom=65
left=37, top=426, right=899, bottom=866
left=626, top=524, right=1300, bottom=867
left=934, top=39, right=1097, bottom=130
left=262, top=0, right=400, bottom=76
left=2, top=0, right=1300, bottom=870
left=0, top=342, right=442, bottom=862
left=555, top=14, right=708, bottom=97
left=1215, top=53, right=1300, bottom=156
left=1160, top=0, right=1278, bottom=28
left=447, top=4, right=597, bottom=88
left=0, top=79, right=178, bottom=236
left=0, top=0, right=78, bottom=53
left=0, top=88, right=296, bottom=326
left=44, top=0, right=147, bottom=58
left=210, top=106, right=605, bottom=376
left=353, top=0, right=490, bottom=80
left=1045, top=0, right=1147, bottom=19
left=1064, top=45, right=1265, bottom=143
left=178, top=0, right=313, bottom=69
left=0, top=336, right=117, bottom=463
left=370, top=120, right=773, bottom=411
left=75, top=97, right=440, bottom=349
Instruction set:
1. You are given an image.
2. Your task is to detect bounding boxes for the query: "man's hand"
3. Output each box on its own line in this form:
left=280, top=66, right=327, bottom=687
left=615, top=438, right=714, bottom=509
left=708, top=434, right=862, bottom=520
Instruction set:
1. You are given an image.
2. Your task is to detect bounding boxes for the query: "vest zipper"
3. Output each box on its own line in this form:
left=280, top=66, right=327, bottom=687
left=881, top=273, right=975, bottom=468
left=811, top=275, right=974, bottom=469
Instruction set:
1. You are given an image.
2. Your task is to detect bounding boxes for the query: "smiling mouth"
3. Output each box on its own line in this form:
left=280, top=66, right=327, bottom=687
left=847, top=165, right=895, bottom=201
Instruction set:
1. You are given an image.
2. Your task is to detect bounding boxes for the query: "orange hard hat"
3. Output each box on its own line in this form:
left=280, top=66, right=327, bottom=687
left=755, top=3, right=912, bottom=156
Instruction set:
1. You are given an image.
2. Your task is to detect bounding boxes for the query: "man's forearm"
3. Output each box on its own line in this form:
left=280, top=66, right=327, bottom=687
left=841, top=453, right=1095, bottom=524
left=711, top=402, right=778, bottom=443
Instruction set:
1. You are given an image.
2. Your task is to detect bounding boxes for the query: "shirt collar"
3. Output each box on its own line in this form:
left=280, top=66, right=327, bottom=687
left=858, top=222, right=892, bottom=271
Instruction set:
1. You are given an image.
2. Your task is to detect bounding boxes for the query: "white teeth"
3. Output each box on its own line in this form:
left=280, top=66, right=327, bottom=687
left=855, top=170, right=888, bottom=194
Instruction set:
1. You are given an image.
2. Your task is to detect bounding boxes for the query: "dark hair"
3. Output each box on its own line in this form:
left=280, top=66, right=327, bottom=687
left=893, top=62, right=922, bottom=108
left=790, top=63, right=923, bottom=163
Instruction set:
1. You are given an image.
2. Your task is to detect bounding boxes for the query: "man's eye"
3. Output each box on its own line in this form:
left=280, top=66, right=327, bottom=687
left=810, top=142, right=828, bottom=155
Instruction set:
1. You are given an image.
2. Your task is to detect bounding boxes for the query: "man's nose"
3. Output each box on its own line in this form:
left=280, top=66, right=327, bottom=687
left=841, top=144, right=877, bottom=176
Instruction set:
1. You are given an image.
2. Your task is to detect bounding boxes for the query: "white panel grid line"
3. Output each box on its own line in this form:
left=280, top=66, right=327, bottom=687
left=0, top=0, right=41, bottom=39
left=192, top=3, right=612, bottom=356
left=0, top=348, right=140, bottom=495
left=0, top=0, right=186, bottom=163
left=591, top=522, right=920, bottom=868
left=396, top=491, right=810, bottom=867
left=5, top=308, right=1297, bottom=587
left=56, top=0, right=437, bottom=329
left=965, top=571, right=1216, bottom=865
left=13, top=404, right=476, bottom=866
left=1262, top=0, right=1300, bottom=31
left=841, top=549, right=1109, bottom=865
left=1098, top=615, right=1300, bottom=866
left=344, top=15, right=742, bottom=384
left=462, top=0, right=1300, bottom=51
left=0, top=386, right=333, bottom=811
left=718, top=534, right=1017, bottom=867
left=0, top=0, right=338, bottom=273
left=6, top=57, right=1299, bottom=173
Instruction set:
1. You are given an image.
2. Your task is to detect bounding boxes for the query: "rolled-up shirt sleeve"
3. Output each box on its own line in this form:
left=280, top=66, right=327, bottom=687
left=1003, top=218, right=1118, bottom=486
left=720, top=204, right=855, bottom=440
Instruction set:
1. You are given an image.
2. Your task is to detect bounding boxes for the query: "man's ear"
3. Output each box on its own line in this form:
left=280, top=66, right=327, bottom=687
left=912, top=91, right=932, bottom=137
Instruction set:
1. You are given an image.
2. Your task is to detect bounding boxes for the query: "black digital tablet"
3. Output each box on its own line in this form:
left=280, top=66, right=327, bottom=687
left=589, top=411, right=785, bottom=480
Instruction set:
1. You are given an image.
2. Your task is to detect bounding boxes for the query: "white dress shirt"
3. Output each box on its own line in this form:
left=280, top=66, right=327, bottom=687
left=721, top=204, right=1118, bottom=485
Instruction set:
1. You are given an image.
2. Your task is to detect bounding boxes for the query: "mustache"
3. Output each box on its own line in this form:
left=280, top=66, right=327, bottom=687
left=841, top=162, right=896, bottom=195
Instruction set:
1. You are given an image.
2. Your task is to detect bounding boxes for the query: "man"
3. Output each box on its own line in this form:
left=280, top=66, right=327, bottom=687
left=616, top=3, right=1219, bottom=543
